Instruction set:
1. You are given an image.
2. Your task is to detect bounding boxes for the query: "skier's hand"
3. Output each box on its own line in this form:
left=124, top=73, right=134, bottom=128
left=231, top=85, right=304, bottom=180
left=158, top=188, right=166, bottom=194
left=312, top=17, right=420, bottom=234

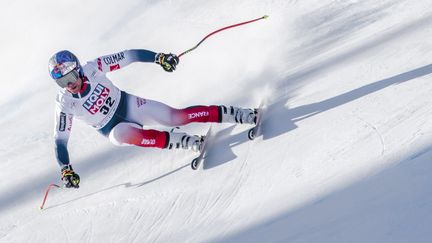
left=61, top=165, right=80, bottom=188
left=155, top=53, right=179, bottom=72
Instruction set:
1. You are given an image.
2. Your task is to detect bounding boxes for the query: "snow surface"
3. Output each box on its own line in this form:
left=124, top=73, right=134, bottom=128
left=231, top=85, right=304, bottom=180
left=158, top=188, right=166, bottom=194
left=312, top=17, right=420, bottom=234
left=1, top=0, right=432, bottom=242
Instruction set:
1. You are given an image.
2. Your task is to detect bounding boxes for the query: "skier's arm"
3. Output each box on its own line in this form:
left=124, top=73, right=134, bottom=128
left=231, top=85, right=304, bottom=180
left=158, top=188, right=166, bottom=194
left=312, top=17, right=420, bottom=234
left=53, top=96, right=80, bottom=188
left=53, top=108, right=73, bottom=168
left=53, top=96, right=74, bottom=168
left=92, top=49, right=179, bottom=73
left=92, top=49, right=156, bottom=73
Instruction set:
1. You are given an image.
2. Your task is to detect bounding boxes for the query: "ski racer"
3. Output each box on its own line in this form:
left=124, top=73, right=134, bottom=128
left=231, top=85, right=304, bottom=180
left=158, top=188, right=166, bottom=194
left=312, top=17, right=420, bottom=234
left=49, top=49, right=256, bottom=188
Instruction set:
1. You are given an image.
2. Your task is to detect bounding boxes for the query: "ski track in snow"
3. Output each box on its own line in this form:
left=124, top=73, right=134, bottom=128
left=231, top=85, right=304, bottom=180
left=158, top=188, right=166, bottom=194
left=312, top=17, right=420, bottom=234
left=352, top=113, right=386, bottom=156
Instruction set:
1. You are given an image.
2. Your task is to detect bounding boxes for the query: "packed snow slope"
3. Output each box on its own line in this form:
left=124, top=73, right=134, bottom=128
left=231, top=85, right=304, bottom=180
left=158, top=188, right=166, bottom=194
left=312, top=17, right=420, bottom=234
left=1, top=0, right=432, bottom=242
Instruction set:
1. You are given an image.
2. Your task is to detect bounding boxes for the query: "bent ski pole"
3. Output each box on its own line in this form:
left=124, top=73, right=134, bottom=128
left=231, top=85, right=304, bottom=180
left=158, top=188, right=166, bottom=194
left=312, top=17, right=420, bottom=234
left=39, top=183, right=61, bottom=210
left=178, top=15, right=269, bottom=58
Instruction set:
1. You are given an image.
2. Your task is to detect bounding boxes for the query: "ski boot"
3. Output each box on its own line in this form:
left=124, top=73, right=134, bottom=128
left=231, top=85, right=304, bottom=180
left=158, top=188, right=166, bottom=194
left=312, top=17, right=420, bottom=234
left=167, top=131, right=203, bottom=152
left=220, top=106, right=257, bottom=125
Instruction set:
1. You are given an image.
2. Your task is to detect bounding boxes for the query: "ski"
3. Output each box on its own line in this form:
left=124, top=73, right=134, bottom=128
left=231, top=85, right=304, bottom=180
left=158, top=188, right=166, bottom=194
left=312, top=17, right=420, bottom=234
left=191, top=126, right=213, bottom=170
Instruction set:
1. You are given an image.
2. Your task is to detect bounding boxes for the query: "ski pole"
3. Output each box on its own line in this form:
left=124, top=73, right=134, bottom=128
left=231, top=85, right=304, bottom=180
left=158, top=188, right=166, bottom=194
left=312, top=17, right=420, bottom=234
left=39, top=183, right=62, bottom=210
left=178, top=15, right=269, bottom=58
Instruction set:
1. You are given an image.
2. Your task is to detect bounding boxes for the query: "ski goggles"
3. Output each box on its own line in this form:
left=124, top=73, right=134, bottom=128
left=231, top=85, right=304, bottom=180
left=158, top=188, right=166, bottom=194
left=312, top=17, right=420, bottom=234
left=54, top=69, right=80, bottom=88
left=51, top=61, right=80, bottom=88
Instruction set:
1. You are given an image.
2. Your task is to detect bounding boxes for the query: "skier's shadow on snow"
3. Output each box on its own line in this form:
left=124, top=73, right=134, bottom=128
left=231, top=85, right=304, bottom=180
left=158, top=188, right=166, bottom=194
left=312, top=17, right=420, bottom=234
left=203, top=126, right=247, bottom=169
left=261, top=63, right=432, bottom=142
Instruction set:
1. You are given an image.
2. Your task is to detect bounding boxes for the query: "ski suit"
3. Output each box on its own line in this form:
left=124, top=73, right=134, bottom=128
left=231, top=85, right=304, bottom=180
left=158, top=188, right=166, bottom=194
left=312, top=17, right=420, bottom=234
left=54, top=49, right=221, bottom=167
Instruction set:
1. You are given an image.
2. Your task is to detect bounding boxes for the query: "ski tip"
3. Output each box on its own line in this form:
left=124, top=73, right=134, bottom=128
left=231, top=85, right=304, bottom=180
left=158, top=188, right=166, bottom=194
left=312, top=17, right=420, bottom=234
left=263, top=15, right=269, bottom=19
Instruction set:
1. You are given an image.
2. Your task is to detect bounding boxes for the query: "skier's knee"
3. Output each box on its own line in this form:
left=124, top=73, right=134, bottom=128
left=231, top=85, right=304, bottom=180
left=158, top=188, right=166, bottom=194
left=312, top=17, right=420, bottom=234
left=109, top=123, right=141, bottom=146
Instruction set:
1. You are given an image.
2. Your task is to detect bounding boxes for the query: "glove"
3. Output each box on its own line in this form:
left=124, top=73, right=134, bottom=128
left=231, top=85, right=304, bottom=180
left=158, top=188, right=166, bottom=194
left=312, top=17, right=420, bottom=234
left=155, top=53, right=179, bottom=72
left=61, top=165, right=80, bottom=188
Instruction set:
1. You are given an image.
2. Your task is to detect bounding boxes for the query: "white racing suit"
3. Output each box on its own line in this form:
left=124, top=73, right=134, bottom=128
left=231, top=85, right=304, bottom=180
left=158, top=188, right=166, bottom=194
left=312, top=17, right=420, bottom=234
left=54, top=49, right=221, bottom=167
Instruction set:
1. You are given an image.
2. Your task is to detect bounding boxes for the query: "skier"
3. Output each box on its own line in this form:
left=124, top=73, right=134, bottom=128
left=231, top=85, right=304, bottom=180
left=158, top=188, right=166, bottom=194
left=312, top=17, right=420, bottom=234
left=49, top=49, right=257, bottom=188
